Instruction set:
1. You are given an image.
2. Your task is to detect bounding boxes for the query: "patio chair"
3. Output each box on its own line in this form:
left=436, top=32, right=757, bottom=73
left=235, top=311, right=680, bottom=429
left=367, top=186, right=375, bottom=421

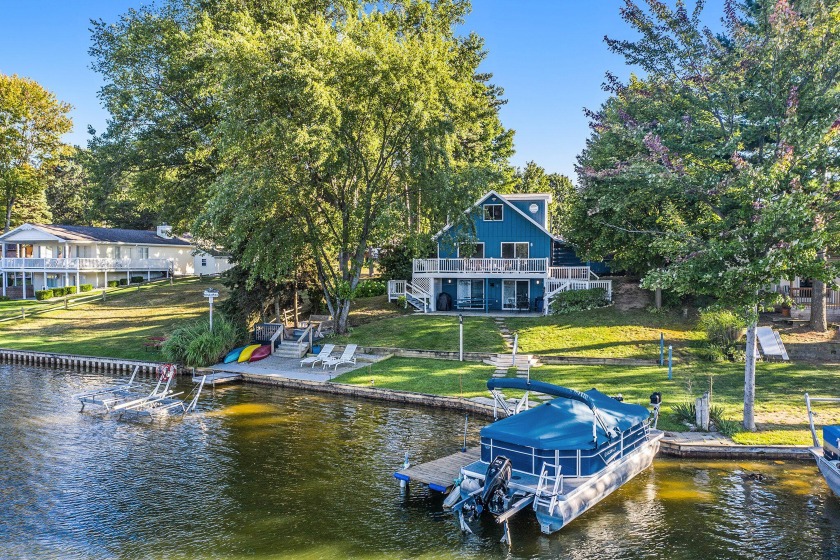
left=300, top=344, right=335, bottom=368
left=322, top=344, right=358, bottom=370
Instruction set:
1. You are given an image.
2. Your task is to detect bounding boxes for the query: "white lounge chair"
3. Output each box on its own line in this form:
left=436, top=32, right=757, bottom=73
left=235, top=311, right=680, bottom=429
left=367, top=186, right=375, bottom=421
left=322, top=344, right=358, bottom=370
left=300, top=344, right=335, bottom=368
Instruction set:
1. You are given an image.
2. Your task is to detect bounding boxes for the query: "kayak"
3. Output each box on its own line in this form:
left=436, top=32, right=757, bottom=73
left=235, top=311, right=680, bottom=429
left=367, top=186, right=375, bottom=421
left=223, top=346, right=246, bottom=364
left=248, top=345, right=272, bottom=362
left=238, top=344, right=261, bottom=362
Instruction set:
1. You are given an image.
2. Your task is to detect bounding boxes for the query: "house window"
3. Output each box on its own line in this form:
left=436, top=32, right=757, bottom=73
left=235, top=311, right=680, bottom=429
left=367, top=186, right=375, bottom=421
left=137, top=247, right=149, bottom=259
left=483, top=204, right=503, bottom=221
left=201, top=258, right=208, bottom=267
left=457, top=242, right=484, bottom=259
left=501, top=242, right=529, bottom=259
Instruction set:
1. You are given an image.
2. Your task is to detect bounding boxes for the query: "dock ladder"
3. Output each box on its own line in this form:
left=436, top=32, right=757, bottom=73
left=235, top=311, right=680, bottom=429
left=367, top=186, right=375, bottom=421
left=534, top=463, right=563, bottom=517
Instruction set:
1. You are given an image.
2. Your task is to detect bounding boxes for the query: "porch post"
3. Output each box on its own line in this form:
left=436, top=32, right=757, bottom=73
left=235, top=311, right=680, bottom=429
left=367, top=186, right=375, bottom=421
left=76, top=271, right=80, bottom=289
left=429, top=277, right=436, bottom=312
left=104, top=270, right=108, bottom=288
left=22, top=272, right=27, bottom=299
left=1, top=242, right=5, bottom=297
left=2, top=271, right=6, bottom=297
left=485, top=278, right=489, bottom=313
left=43, top=271, right=47, bottom=290
left=64, top=271, right=69, bottom=288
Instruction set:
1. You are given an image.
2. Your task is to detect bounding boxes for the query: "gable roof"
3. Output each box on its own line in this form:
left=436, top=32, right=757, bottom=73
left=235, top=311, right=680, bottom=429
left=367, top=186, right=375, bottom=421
left=433, top=190, right=558, bottom=240
left=0, top=224, right=192, bottom=246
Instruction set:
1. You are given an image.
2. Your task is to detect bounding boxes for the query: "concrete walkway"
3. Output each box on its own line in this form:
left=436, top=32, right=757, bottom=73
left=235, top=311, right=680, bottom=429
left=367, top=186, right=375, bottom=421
left=209, top=353, right=386, bottom=383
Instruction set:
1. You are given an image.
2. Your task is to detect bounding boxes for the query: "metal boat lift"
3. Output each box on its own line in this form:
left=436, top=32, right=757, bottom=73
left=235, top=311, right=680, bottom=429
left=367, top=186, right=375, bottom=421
left=74, top=365, right=207, bottom=421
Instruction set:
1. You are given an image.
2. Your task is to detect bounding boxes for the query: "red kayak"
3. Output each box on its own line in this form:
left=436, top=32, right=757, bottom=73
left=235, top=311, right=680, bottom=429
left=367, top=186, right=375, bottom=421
left=248, top=344, right=272, bottom=362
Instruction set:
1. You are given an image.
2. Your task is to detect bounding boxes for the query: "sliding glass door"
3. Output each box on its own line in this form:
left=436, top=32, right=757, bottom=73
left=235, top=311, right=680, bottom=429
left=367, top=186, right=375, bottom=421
left=502, top=280, right=529, bottom=310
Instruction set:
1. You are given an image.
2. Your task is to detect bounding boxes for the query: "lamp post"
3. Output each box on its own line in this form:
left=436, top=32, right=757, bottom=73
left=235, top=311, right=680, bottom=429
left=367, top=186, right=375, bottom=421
left=204, top=288, right=219, bottom=331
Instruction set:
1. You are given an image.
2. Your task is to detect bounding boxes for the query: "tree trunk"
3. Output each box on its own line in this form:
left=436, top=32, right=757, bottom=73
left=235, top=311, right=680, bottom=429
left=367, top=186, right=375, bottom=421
left=4, top=195, right=14, bottom=233
left=654, top=287, right=662, bottom=310
left=293, top=284, right=300, bottom=327
left=743, top=320, right=757, bottom=431
left=274, top=296, right=281, bottom=324
left=810, top=249, right=828, bottom=332
left=335, top=298, right=351, bottom=334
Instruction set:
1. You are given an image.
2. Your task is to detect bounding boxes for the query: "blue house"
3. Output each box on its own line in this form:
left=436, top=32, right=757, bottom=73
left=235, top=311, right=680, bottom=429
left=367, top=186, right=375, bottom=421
left=389, top=191, right=611, bottom=313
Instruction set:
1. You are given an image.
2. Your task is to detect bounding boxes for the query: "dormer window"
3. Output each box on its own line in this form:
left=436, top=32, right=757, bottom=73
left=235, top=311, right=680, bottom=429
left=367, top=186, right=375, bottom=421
left=484, top=204, right=503, bottom=221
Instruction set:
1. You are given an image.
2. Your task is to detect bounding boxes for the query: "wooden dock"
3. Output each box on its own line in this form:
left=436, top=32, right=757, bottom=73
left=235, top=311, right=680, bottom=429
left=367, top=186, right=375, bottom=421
left=395, top=447, right=481, bottom=492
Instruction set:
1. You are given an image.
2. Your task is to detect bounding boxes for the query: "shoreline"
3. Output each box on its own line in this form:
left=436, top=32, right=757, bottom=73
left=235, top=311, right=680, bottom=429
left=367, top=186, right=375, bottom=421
left=1, top=346, right=815, bottom=460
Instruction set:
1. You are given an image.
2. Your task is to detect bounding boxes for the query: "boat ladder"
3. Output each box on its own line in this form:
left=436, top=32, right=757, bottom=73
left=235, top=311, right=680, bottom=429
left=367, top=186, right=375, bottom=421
left=533, top=463, right=563, bottom=517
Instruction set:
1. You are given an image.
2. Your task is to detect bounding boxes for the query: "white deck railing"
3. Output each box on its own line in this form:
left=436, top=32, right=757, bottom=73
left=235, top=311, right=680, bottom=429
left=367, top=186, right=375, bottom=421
left=413, top=258, right=548, bottom=275
left=0, top=258, right=171, bottom=271
left=548, top=266, right=597, bottom=280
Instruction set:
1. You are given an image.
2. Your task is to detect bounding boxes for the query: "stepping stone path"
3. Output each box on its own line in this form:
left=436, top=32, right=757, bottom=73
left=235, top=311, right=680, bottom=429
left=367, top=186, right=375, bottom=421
left=492, top=317, right=514, bottom=377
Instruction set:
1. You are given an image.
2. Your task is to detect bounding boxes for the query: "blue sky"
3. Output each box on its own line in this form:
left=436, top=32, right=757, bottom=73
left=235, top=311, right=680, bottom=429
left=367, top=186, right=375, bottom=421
left=0, top=0, right=724, bottom=181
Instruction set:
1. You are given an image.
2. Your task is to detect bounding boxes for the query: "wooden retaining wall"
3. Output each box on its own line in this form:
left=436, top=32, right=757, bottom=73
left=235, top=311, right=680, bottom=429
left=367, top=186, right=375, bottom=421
left=0, top=348, right=162, bottom=375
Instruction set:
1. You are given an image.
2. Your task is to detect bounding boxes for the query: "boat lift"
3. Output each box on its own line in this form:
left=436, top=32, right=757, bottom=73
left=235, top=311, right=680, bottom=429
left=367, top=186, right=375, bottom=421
left=74, top=364, right=207, bottom=420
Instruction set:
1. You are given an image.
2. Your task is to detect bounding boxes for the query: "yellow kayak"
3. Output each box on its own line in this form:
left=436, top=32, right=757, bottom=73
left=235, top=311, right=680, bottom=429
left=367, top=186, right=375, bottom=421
left=238, top=344, right=261, bottom=362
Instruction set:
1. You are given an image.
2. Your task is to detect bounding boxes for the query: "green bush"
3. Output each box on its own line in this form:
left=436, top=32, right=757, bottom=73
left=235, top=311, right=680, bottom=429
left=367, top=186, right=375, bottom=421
left=549, top=288, right=609, bottom=315
left=698, top=309, right=746, bottom=361
left=0, top=295, right=9, bottom=302
left=698, top=309, right=746, bottom=348
left=354, top=279, right=386, bottom=298
left=161, top=316, right=242, bottom=367
left=107, top=280, right=119, bottom=288
left=65, top=286, right=77, bottom=295
left=35, top=289, right=53, bottom=301
left=671, top=401, right=696, bottom=424
left=130, top=276, right=144, bottom=284
left=80, top=284, right=93, bottom=292
left=118, top=278, right=128, bottom=286
left=710, top=406, right=741, bottom=437
left=52, top=287, right=66, bottom=297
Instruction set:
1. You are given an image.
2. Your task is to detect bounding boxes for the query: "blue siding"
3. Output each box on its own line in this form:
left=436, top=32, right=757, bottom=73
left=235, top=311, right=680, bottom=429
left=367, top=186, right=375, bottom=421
left=508, top=199, right=547, bottom=229
left=438, top=196, right=553, bottom=259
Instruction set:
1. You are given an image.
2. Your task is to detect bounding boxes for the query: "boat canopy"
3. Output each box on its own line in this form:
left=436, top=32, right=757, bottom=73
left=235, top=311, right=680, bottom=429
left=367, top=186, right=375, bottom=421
left=481, top=384, right=650, bottom=450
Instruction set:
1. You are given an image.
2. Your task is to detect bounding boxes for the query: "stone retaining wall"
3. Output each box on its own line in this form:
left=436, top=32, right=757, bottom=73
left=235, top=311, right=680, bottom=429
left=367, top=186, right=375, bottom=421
left=352, top=346, right=657, bottom=366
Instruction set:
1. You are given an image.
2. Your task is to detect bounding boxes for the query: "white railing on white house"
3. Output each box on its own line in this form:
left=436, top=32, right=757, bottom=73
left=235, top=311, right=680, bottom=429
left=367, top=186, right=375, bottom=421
left=413, top=258, right=548, bottom=275
left=0, top=258, right=171, bottom=271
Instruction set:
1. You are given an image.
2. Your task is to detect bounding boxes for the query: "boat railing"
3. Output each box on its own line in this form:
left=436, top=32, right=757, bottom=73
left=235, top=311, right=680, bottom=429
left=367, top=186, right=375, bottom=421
left=484, top=421, right=652, bottom=478
left=804, top=393, right=840, bottom=447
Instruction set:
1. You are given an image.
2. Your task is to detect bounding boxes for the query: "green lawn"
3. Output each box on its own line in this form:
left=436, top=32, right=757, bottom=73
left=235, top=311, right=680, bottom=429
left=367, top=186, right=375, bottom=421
left=334, top=356, right=840, bottom=445
left=0, top=298, right=44, bottom=320
left=334, top=314, right=506, bottom=353
left=506, top=308, right=706, bottom=360
left=0, top=277, right=226, bottom=360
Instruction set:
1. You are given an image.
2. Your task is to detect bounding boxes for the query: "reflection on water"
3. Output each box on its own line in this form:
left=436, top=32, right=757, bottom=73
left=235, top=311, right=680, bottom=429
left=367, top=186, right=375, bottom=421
left=0, top=364, right=838, bottom=559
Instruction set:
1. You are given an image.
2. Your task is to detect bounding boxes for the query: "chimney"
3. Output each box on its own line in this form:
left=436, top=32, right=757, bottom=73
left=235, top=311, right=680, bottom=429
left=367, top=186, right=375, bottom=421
left=156, top=224, right=173, bottom=239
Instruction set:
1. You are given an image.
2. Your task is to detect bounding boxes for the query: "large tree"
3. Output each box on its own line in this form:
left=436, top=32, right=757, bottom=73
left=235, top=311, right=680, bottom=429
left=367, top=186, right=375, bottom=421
left=576, top=0, right=840, bottom=430
left=0, top=73, right=72, bottom=231
left=91, top=0, right=513, bottom=333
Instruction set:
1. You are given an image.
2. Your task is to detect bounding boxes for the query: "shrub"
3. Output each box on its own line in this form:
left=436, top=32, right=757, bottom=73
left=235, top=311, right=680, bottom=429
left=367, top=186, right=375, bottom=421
left=671, top=401, right=696, bottom=424
left=52, top=287, right=66, bottom=297
left=131, top=276, right=144, bottom=284
left=118, top=278, right=128, bottom=286
left=396, top=295, right=407, bottom=309
left=354, top=279, right=386, bottom=298
left=107, top=280, right=119, bottom=288
left=35, top=289, right=53, bottom=301
left=0, top=295, right=9, bottom=302
left=698, top=309, right=746, bottom=349
left=80, top=284, right=93, bottom=292
left=161, top=315, right=242, bottom=367
left=549, top=288, right=609, bottom=315
left=695, top=344, right=726, bottom=363
left=710, top=405, right=741, bottom=437
left=65, top=286, right=77, bottom=295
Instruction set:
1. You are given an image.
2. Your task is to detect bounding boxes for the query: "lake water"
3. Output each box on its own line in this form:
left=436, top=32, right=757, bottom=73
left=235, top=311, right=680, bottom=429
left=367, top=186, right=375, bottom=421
left=0, top=364, right=838, bottom=559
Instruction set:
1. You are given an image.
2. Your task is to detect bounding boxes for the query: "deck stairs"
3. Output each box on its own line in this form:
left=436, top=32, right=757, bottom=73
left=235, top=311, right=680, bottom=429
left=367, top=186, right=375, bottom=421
left=404, top=279, right=432, bottom=312
left=534, top=463, right=564, bottom=517
left=273, top=342, right=308, bottom=359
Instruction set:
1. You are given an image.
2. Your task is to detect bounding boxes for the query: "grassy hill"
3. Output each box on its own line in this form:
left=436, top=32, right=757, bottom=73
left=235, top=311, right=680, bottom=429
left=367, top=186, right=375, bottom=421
left=0, top=277, right=226, bottom=360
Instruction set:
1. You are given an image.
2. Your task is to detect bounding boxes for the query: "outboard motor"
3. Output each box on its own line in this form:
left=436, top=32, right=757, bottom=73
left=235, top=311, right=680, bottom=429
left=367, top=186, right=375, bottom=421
left=481, top=455, right=512, bottom=515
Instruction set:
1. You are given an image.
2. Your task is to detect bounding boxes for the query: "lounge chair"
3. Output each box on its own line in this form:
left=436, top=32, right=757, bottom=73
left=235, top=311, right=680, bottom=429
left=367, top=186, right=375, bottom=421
left=300, top=344, right=335, bottom=368
left=322, top=344, right=358, bottom=370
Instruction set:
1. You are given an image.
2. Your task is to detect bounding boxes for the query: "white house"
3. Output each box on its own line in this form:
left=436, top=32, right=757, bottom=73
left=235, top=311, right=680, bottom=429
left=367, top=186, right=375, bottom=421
left=193, top=249, right=231, bottom=275
left=0, top=223, right=230, bottom=299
